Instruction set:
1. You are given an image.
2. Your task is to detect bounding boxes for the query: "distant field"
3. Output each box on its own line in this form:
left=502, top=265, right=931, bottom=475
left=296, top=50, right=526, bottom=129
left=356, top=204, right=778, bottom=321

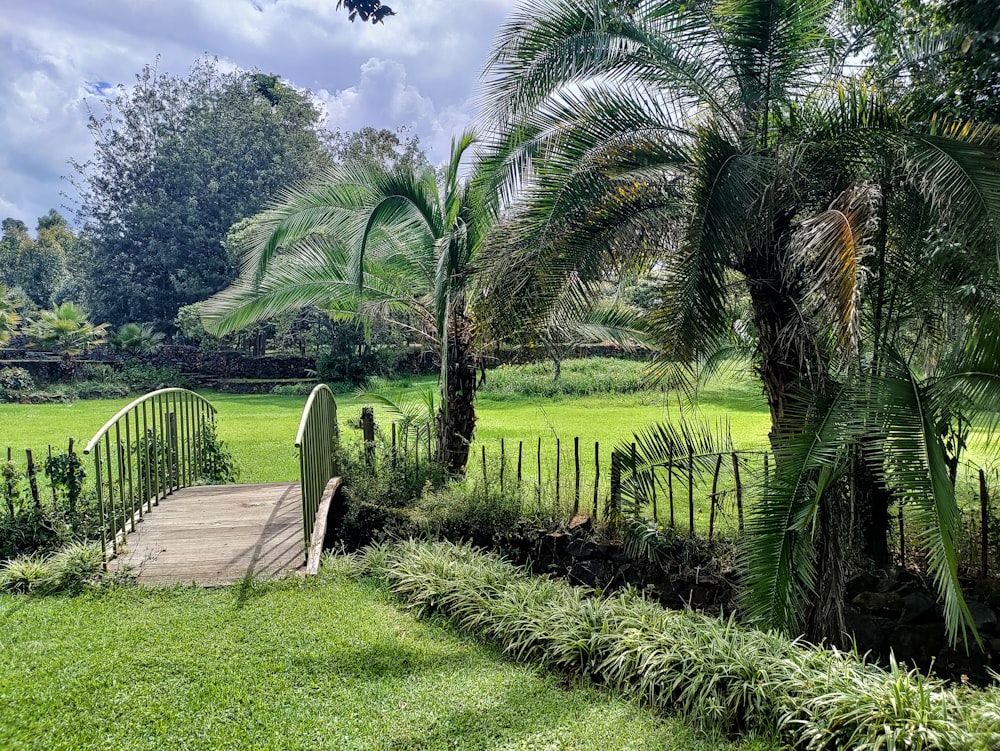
left=0, top=368, right=771, bottom=487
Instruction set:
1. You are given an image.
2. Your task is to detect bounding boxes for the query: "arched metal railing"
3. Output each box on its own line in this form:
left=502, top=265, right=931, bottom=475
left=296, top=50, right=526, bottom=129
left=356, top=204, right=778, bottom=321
left=84, top=388, right=217, bottom=560
left=294, top=384, right=340, bottom=549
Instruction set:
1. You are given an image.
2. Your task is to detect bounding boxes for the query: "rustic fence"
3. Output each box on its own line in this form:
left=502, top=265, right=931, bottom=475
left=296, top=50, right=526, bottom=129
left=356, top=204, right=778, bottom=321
left=382, top=417, right=1000, bottom=570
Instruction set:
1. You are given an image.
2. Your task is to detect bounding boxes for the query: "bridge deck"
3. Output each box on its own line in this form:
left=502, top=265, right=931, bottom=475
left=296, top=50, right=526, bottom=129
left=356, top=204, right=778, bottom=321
left=111, top=482, right=304, bottom=586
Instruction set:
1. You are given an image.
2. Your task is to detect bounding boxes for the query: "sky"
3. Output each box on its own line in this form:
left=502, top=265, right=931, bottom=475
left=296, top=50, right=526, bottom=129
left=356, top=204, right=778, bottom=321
left=0, top=0, right=514, bottom=230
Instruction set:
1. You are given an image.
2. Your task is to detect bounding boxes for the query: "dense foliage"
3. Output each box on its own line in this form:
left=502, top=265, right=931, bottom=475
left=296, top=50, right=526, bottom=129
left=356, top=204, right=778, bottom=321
left=478, top=0, right=1000, bottom=645
left=357, top=540, right=1000, bottom=750
left=73, top=59, right=329, bottom=329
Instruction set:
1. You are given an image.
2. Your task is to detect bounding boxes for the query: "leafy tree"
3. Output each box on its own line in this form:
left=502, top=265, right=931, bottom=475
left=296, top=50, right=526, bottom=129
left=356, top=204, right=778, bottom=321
left=479, top=0, right=1000, bottom=644
left=73, top=59, right=329, bottom=329
left=0, top=214, right=70, bottom=307
left=203, top=131, right=491, bottom=473
left=325, top=126, right=429, bottom=172
left=901, top=0, right=1000, bottom=122
left=336, top=0, right=394, bottom=23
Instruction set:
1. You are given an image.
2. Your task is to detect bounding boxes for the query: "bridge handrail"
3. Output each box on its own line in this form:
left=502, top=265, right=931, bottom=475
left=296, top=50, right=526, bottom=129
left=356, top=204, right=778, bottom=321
left=295, top=384, right=339, bottom=549
left=84, top=388, right=217, bottom=561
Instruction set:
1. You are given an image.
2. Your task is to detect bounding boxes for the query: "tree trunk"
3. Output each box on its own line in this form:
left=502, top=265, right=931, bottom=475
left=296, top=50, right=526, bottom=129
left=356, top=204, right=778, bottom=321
left=435, top=314, right=477, bottom=474
left=741, top=217, right=849, bottom=646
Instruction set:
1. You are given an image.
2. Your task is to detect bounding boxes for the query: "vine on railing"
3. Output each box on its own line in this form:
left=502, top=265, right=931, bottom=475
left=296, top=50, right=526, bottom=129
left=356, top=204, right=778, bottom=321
left=295, top=384, right=339, bottom=549
left=84, top=388, right=217, bottom=561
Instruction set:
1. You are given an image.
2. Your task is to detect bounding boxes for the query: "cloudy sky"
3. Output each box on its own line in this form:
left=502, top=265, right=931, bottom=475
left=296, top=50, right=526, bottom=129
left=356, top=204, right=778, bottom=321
left=0, top=0, right=513, bottom=230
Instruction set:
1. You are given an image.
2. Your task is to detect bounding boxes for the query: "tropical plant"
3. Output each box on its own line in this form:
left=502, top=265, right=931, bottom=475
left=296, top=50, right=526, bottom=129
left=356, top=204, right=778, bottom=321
left=0, top=285, right=20, bottom=345
left=25, top=302, right=108, bottom=369
left=202, top=130, right=492, bottom=473
left=111, top=322, right=164, bottom=354
left=477, top=0, right=1000, bottom=643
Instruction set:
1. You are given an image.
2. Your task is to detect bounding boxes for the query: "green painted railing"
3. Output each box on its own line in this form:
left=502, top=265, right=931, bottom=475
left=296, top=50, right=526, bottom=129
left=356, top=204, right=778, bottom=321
left=84, top=388, right=217, bottom=560
left=295, top=384, right=340, bottom=550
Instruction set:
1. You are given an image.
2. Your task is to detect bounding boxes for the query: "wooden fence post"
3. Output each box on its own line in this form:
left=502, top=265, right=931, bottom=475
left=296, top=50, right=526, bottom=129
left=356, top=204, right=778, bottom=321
left=732, top=452, right=744, bottom=533
left=981, top=468, right=990, bottom=579
left=610, top=450, right=621, bottom=519
left=667, top=450, right=674, bottom=529
left=361, top=407, right=375, bottom=467
left=573, top=436, right=580, bottom=516
left=500, top=438, right=506, bottom=493
left=536, top=437, right=542, bottom=511
left=25, top=449, right=40, bottom=508
left=592, top=441, right=600, bottom=519
left=709, top=453, right=723, bottom=540
left=687, top=447, right=695, bottom=538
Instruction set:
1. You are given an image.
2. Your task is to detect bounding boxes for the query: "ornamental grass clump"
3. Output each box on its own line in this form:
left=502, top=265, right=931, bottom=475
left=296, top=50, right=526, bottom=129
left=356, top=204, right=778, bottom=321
left=0, top=541, right=103, bottom=594
left=352, top=540, right=1000, bottom=750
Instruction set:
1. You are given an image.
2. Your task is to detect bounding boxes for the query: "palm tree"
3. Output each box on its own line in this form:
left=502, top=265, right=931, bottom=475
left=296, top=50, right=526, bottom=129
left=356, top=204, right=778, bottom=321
left=26, top=301, right=108, bottom=372
left=111, top=322, right=165, bottom=355
left=202, top=131, right=490, bottom=473
left=478, top=0, right=1000, bottom=643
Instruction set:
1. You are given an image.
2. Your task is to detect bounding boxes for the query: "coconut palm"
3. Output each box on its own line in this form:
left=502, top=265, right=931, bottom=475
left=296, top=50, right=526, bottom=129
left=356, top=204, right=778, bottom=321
left=202, top=130, right=491, bottom=473
left=478, top=0, right=1000, bottom=643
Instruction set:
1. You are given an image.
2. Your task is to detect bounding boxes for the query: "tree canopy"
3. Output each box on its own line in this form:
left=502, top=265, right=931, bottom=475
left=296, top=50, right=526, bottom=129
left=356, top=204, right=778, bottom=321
left=73, top=59, right=329, bottom=329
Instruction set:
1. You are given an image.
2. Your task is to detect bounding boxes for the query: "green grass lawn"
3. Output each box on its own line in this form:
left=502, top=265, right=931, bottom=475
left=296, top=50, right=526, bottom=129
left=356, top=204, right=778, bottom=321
left=0, top=371, right=771, bottom=486
left=0, top=574, right=769, bottom=751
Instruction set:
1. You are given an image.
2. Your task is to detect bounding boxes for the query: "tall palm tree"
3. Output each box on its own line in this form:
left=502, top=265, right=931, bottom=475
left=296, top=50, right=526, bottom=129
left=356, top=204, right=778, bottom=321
left=478, top=0, right=1000, bottom=643
left=202, top=131, right=490, bottom=473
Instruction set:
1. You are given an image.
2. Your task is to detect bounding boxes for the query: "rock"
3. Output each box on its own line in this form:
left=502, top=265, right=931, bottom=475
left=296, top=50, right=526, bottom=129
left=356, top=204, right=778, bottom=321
left=845, top=611, right=892, bottom=654
left=971, top=579, right=1000, bottom=607
left=567, top=514, right=592, bottom=532
left=936, top=644, right=994, bottom=686
left=888, top=624, right=946, bottom=663
left=967, top=600, right=998, bottom=631
left=852, top=591, right=905, bottom=619
left=847, top=572, right=879, bottom=597
left=899, top=591, right=938, bottom=625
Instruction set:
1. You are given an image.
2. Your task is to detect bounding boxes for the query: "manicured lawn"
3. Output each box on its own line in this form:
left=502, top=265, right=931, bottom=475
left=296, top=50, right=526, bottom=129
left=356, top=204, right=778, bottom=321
left=0, top=574, right=768, bottom=751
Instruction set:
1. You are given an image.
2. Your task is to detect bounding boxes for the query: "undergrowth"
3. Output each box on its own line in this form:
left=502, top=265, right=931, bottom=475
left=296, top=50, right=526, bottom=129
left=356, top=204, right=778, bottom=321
left=348, top=540, right=1000, bottom=751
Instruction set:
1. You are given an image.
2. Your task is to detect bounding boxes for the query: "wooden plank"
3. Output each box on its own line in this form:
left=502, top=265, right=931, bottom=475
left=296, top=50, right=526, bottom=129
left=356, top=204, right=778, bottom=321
left=306, top=477, right=343, bottom=576
left=110, top=482, right=304, bottom=586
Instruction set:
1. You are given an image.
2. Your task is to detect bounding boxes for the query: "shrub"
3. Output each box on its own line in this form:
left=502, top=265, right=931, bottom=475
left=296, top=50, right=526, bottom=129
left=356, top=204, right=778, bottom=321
left=480, top=357, right=652, bottom=399
left=0, top=366, right=33, bottom=401
left=0, top=554, right=56, bottom=593
left=0, top=541, right=104, bottom=594
left=270, top=382, right=316, bottom=396
left=47, top=541, right=104, bottom=593
left=352, top=540, right=1000, bottom=750
left=196, top=424, right=239, bottom=484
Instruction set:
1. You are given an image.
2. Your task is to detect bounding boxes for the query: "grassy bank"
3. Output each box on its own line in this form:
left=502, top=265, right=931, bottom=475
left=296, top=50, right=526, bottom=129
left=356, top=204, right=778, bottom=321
left=0, top=575, right=766, bottom=751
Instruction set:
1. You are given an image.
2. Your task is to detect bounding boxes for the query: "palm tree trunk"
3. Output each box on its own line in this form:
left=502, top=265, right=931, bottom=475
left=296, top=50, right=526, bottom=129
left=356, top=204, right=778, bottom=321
left=435, top=313, right=477, bottom=473
left=743, top=224, right=849, bottom=646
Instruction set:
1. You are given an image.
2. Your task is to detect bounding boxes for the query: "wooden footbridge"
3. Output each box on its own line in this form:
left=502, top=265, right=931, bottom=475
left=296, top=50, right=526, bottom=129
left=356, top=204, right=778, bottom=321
left=84, top=386, right=342, bottom=586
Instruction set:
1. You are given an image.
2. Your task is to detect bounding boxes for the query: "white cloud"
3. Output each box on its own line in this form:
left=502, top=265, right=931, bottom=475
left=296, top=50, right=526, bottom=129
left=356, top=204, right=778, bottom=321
left=0, top=0, right=513, bottom=227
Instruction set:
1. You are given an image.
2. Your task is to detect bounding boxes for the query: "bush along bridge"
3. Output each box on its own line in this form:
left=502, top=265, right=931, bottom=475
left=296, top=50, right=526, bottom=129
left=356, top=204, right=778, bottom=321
left=82, top=385, right=341, bottom=584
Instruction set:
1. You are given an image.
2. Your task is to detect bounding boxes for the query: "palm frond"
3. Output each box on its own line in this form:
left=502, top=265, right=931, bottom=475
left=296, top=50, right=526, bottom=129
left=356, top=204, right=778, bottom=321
left=868, top=351, right=979, bottom=647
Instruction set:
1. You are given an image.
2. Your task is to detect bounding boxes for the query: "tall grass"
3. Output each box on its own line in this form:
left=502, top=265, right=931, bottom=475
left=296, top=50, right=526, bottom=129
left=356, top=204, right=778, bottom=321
left=481, top=357, right=653, bottom=399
